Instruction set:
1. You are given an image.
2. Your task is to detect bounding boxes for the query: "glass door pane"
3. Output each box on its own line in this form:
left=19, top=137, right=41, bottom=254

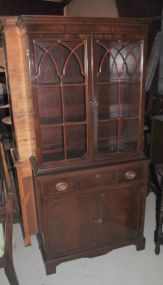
left=66, top=124, right=87, bottom=159
left=120, top=84, right=140, bottom=118
left=96, top=41, right=141, bottom=83
left=33, top=34, right=91, bottom=164
left=41, top=125, right=64, bottom=161
left=38, top=87, right=62, bottom=124
left=63, top=86, right=86, bottom=122
left=119, top=119, right=139, bottom=152
left=98, top=84, right=119, bottom=119
left=93, top=35, right=143, bottom=159
left=98, top=121, right=118, bottom=154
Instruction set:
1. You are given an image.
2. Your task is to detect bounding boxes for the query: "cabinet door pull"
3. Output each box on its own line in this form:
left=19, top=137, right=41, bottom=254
left=125, top=170, right=136, bottom=180
left=89, top=100, right=98, bottom=110
left=56, top=182, right=68, bottom=192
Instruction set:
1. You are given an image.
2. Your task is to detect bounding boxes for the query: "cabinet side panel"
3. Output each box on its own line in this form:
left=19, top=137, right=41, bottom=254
left=4, top=19, right=36, bottom=160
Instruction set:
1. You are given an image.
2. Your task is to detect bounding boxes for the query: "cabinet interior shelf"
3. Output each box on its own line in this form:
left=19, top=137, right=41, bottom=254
left=97, top=80, right=141, bottom=85
left=98, top=143, right=137, bottom=153
left=36, top=83, right=86, bottom=88
left=40, top=120, right=87, bottom=126
left=98, top=116, right=139, bottom=122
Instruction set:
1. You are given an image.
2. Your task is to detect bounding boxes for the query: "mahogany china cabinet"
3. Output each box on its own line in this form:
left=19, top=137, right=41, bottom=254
left=17, top=16, right=149, bottom=274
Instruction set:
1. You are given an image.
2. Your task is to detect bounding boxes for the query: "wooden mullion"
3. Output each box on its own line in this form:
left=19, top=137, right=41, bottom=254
left=60, top=79, right=67, bottom=160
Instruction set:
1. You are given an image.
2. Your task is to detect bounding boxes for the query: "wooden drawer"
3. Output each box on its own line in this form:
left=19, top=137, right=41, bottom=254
left=40, top=161, right=146, bottom=196
left=78, top=170, right=116, bottom=190
left=43, top=176, right=77, bottom=195
left=117, top=163, right=144, bottom=184
left=42, top=168, right=116, bottom=195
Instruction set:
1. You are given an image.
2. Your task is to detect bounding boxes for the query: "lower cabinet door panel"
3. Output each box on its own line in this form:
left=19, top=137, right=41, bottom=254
left=42, top=193, right=96, bottom=259
left=41, top=182, right=145, bottom=260
left=35, top=160, right=148, bottom=272
left=97, top=184, right=144, bottom=247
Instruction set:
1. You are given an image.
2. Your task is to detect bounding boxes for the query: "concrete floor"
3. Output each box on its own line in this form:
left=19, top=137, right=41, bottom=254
left=1, top=192, right=163, bottom=285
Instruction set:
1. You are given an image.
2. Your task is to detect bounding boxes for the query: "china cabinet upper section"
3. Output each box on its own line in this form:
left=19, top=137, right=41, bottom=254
left=17, top=16, right=148, bottom=168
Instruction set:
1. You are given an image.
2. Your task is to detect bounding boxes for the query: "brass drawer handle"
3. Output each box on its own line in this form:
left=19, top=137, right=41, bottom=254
left=125, top=170, right=136, bottom=180
left=56, top=182, right=68, bottom=192
left=95, top=174, right=101, bottom=179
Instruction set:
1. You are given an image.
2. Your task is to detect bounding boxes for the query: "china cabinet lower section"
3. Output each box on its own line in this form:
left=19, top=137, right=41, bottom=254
left=32, top=159, right=148, bottom=275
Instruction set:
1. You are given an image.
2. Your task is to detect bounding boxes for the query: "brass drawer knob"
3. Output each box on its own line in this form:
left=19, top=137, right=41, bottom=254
left=56, top=182, right=68, bottom=192
left=95, top=174, right=101, bottom=179
left=125, top=170, right=136, bottom=180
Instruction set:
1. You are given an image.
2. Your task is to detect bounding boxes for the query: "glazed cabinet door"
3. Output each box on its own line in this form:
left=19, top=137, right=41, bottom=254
left=29, top=33, right=92, bottom=164
left=41, top=192, right=96, bottom=259
left=96, top=183, right=145, bottom=247
left=92, top=35, right=145, bottom=160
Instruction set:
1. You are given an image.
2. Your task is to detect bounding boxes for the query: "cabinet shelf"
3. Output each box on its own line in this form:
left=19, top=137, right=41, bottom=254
left=98, top=142, right=137, bottom=154
left=98, top=116, right=139, bottom=122
left=42, top=152, right=64, bottom=162
left=97, top=80, right=141, bottom=85
left=40, top=120, right=87, bottom=127
left=42, top=148, right=87, bottom=162
left=36, top=83, right=86, bottom=88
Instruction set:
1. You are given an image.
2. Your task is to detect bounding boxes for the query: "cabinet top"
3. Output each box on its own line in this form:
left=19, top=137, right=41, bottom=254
left=16, top=15, right=149, bottom=35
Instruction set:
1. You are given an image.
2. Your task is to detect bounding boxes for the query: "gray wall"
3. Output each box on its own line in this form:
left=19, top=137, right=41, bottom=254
left=65, top=0, right=118, bottom=17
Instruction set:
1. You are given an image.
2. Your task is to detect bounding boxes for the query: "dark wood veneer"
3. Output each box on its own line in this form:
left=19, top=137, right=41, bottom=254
left=18, top=16, right=150, bottom=274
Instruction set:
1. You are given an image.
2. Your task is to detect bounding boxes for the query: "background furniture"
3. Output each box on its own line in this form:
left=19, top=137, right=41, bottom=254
left=1, top=17, right=40, bottom=246
left=150, top=116, right=163, bottom=164
left=154, top=163, right=163, bottom=254
left=148, top=116, right=163, bottom=195
left=0, top=142, right=19, bottom=285
left=149, top=116, right=163, bottom=254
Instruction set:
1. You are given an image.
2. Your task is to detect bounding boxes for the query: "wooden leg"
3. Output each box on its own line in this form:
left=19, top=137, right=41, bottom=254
left=155, top=241, right=160, bottom=255
left=45, top=260, right=57, bottom=275
left=4, top=262, right=19, bottom=285
left=155, top=186, right=163, bottom=255
left=136, top=237, right=146, bottom=251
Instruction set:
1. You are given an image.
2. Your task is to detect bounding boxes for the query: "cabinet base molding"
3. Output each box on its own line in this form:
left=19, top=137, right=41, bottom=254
left=38, top=236, right=146, bottom=275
